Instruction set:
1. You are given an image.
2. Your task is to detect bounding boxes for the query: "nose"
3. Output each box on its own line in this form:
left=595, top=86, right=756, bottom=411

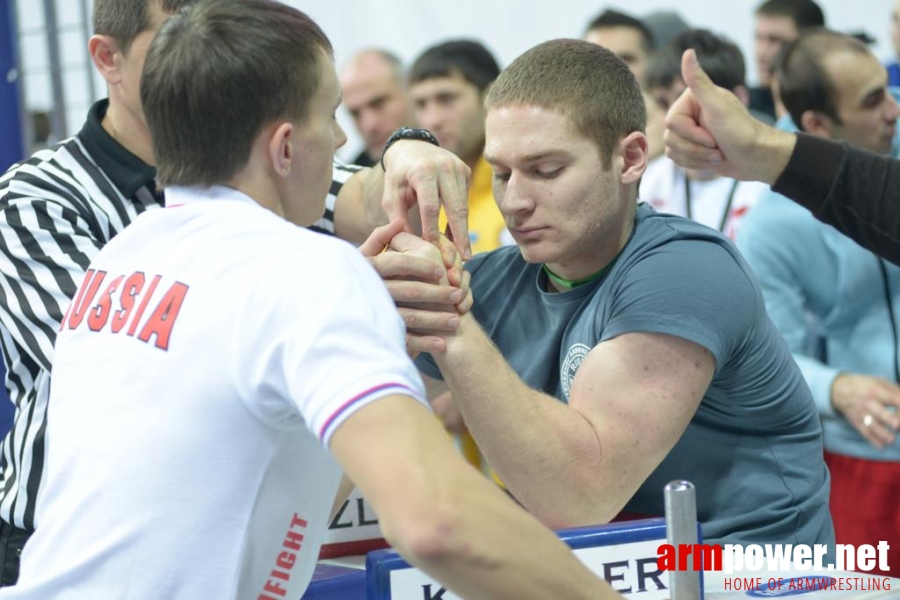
left=885, top=93, right=900, bottom=123
left=416, top=102, right=443, bottom=132
left=358, top=109, right=380, bottom=140
left=334, top=121, right=348, bottom=150
left=496, top=172, right=534, bottom=218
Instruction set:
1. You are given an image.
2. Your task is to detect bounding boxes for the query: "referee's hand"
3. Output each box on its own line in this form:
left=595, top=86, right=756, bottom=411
left=381, top=140, right=473, bottom=260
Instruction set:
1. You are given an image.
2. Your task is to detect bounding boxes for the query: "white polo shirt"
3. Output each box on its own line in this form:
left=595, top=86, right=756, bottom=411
left=639, top=156, right=768, bottom=240
left=2, top=186, right=426, bottom=600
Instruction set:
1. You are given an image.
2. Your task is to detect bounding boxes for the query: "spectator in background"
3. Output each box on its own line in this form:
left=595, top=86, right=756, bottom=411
left=583, top=9, right=655, bottom=85
left=340, top=49, right=414, bottom=168
left=737, top=30, right=900, bottom=577
left=409, top=40, right=511, bottom=254
left=751, top=0, right=825, bottom=121
left=887, top=0, right=900, bottom=86
left=583, top=11, right=666, bottom=159
left=642, top=10, right=690, bottom=49
left=642, top=29, right=769, bottom=239
left=663, top=50, right=900, bottom=266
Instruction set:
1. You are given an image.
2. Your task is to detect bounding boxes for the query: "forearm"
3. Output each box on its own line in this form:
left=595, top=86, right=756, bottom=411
left=337, top=396, right=616, bottom=600
left=434, top=314, right=618, bottom=528
left=336, top=166, right=421, bottom=242
left=360, top=164, right=389, bottom=233
left=749, top=126, right=797, bottom=186
left=403, top=464, right=618, bottom=600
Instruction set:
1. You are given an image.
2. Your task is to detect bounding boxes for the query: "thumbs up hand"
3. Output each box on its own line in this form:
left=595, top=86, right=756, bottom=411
left=664, top=49, right=795, bottom=185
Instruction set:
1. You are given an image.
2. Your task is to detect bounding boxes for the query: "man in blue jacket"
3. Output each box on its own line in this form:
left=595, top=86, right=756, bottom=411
left=737, top=29, right=900, bottom=577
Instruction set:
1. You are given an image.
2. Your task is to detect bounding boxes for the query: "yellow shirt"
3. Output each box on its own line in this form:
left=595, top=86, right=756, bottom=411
left=440, top=156, right=507, bottom=484
left=439, top=156, right=506, bottom=254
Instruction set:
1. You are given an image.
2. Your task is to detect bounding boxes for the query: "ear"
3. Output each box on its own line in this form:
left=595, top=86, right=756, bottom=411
left=733, top=85, right=750, bottom=108
left=799, top=110, right=833, bottom=138
left=618, top=131, right=648, bottom=185
left=267, top=122, right=295, bottom=178
left=88, top=35, right=123, bottom=85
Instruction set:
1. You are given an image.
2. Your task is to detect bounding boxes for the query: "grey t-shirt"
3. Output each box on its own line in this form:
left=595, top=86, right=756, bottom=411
left=418, top=204, right=833, bottom=547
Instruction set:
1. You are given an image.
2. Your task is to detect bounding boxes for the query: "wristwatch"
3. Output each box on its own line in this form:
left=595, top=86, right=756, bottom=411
left=380, top=127, right=440, bottom=170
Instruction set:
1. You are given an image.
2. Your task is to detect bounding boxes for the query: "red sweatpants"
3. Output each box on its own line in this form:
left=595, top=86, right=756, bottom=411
left=825, top=451, right=900, bottom=577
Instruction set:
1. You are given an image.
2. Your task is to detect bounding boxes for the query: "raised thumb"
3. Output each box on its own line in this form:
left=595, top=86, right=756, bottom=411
left=681, top=49, right=715, bottom=98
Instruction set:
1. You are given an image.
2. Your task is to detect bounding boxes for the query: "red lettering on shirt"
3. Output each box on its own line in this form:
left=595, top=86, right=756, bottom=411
left=111, top=272, right=145, bottom=333
left=126, top=274, right=161, bottom=336
left=258, top=513, right=309, bottom=600
left=67, top=269, right=106, bottom=330
left=137, top=282, right=189, bottom=350
left=87, top=274, right=124, bottom=332
left=65, top=271, right=189, bottom=351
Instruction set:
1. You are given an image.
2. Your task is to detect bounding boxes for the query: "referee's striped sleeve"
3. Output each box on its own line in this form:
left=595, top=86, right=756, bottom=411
left=308, top=160, right=364, bottom=236
left=0, top=177, right=105, bottom=373
left=0, top=138, right=132, bottom=530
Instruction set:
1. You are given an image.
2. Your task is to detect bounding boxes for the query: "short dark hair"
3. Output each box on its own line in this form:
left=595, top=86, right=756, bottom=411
left=585, top=9, right=655, bottom=53
left=776, top=29, right=869, bottom=130
left=141, top=0, right=333, bottom=187
left=409, top=40, right=500, bottom=92
left=645, top=29, right=746, bottom=92
left=92, top=0, right=199, bottom=52
left=486, top=39, right=645, bottom=170
left=755, top=0, right=825, bottom=30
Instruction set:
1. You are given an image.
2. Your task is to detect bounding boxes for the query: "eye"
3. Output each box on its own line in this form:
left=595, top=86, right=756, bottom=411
left=493, top=171, right=511, bottom=183
left=534, top=167, right=562, bottom=179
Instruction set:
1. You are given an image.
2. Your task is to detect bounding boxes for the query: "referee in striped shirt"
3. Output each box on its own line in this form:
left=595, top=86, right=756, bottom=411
left=0, top=0, right=470, bottom=586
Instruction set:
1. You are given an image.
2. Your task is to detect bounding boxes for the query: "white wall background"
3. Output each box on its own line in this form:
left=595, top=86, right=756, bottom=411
left=14, top=0, right=898, bottom=159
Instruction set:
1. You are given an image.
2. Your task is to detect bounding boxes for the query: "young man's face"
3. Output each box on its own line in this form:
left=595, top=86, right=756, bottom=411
left=284, top=54, right=347, bottom=226
left=821, top=50, right=900, bottom=156
left=341, top=57, right=412, bottom=159
left=484, top=105, right=635, bottom=278
left=754, top=14, right=798, bottom=87
left=584, top=26, right=649, bottom=84
left=410, top=72, right=487, bottom=165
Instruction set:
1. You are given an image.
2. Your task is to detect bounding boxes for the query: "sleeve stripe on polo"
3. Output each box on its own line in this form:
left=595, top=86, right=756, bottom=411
left=318, top=382, right=417, bottom=443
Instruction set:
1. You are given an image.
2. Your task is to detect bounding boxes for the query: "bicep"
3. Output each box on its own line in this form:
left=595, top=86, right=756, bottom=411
left=569, top=332, right=715, bottom=489
left=328, top=394, right=461, bottom=531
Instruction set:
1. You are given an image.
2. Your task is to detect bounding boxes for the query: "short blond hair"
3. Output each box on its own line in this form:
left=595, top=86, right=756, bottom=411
left=486, top=39, right=645, bottom=169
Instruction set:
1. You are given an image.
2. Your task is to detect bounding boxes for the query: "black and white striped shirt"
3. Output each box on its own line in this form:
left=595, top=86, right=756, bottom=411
left=0, top=100, right=354, bottom=530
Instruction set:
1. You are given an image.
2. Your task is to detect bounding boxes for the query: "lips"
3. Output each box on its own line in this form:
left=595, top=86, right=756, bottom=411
left=510, top=226, right=548, bottom=240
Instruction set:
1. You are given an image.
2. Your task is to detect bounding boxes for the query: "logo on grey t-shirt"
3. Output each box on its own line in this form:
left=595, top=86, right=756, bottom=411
left=561, top=343, right=591, bottom=400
